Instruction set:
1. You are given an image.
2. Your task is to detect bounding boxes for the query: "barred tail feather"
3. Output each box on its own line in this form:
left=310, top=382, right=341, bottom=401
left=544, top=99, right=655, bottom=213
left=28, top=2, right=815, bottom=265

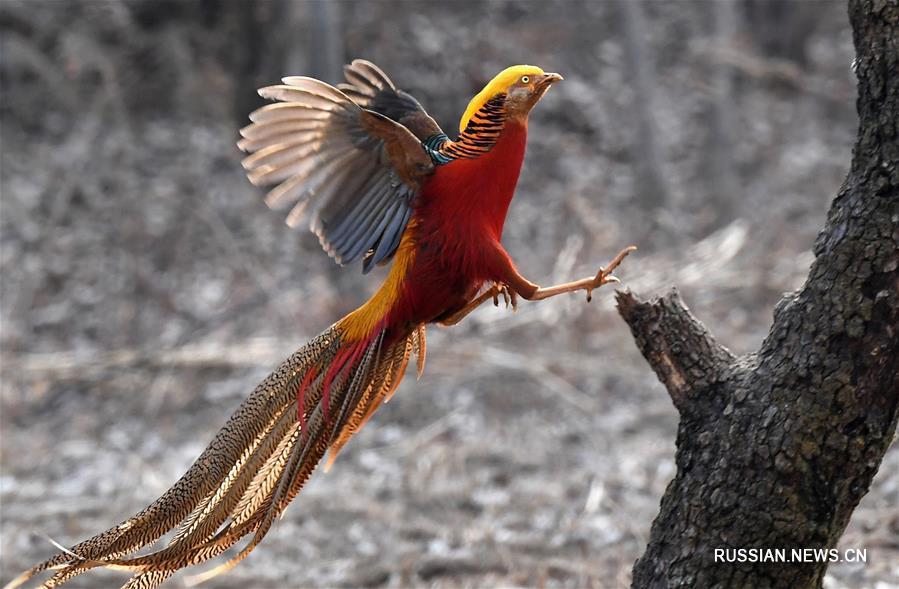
left=8, top=321, right=426, bottom=589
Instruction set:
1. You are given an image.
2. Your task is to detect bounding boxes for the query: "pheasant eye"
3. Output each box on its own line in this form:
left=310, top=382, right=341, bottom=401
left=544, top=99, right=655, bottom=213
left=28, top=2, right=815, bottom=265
left=521, top=76, right=529, bottom=83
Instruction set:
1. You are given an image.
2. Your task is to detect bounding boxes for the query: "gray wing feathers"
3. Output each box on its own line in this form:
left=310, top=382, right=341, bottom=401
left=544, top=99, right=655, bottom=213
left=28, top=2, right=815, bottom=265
left=366, top=201, right=412, bottom=272
left=338, top=60, right=444, bottom=143
left=338, top=60, right=396, bottom=107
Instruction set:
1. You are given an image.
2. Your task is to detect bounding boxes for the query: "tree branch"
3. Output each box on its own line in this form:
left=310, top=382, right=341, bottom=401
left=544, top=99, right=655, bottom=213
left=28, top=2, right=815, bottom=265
left=616, top=289, right=735, bottom=412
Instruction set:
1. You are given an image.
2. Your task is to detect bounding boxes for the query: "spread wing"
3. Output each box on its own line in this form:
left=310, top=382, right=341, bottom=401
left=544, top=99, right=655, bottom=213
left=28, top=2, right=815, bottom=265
left=338, top=59, right=446, bottom=142
left=239, top=73, right=434, bottom=273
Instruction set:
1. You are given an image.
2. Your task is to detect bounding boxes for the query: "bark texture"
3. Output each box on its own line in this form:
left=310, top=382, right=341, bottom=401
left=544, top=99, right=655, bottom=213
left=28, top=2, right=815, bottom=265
left=619, top=1, right=899, bottom=587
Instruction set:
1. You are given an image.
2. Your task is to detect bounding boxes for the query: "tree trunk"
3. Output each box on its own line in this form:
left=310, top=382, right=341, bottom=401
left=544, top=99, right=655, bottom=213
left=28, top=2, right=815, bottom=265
left=618, top=1, right=899, bottom=587
left=617, top=0, right=671, bottom=215
left=707, top=0, right=739, bottom=228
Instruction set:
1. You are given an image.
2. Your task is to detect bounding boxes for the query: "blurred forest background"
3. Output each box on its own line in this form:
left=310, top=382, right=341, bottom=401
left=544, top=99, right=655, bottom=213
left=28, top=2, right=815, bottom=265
left=1, top=1, right=896, bottom=587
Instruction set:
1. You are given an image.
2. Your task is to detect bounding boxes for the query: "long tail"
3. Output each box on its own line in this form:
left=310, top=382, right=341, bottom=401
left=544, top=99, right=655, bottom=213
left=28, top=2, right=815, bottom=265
left=8, top=321, right=426, bottom=589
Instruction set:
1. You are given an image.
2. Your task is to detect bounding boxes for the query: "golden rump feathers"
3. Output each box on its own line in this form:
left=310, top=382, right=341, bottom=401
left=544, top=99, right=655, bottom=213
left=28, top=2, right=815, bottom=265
left=458, top=65, right=546, bottom=133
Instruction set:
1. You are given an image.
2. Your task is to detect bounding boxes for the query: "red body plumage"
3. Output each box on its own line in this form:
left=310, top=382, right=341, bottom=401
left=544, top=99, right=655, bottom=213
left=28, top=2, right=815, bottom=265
left=385, top=119, right=529, bottom=335
left=317, top=118, right=529, bottom=447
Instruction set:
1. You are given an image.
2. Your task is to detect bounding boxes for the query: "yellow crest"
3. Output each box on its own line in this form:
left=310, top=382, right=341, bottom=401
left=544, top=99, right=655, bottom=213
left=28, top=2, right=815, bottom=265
left=458, top=65, right=545, bottom=133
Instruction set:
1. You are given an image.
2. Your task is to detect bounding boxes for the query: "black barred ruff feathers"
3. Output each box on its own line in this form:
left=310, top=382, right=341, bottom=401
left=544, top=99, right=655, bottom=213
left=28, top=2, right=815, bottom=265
left=426, top=94, right=507, bottom=163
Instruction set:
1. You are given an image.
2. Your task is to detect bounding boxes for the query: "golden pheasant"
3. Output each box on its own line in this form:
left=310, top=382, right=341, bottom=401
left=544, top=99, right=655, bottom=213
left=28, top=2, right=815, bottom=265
left=9, top=60, right=634, bottom=589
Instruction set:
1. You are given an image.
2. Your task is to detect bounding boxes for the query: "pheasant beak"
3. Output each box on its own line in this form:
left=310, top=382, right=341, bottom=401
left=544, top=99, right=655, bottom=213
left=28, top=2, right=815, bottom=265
left=538, top=72, right=564, bottom=88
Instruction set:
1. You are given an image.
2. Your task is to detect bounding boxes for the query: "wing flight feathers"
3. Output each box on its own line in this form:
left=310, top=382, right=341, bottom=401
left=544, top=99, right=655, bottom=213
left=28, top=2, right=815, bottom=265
left=240, top=68, right=435, bottom=272
left=339, top=59, right=445, bottom=142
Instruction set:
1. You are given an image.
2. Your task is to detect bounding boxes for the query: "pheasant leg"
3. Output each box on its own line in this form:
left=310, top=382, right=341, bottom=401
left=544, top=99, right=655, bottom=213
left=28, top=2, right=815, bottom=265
left=525, top=245, right=636, bottom=302
left=439, top=283, right=516, bottom=327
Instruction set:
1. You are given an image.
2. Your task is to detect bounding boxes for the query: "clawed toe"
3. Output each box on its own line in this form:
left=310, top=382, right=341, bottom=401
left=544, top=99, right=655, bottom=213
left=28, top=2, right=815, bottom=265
left=495, top=283, right=517, bottom=310
left=490, top=283, right=518, bottom=310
